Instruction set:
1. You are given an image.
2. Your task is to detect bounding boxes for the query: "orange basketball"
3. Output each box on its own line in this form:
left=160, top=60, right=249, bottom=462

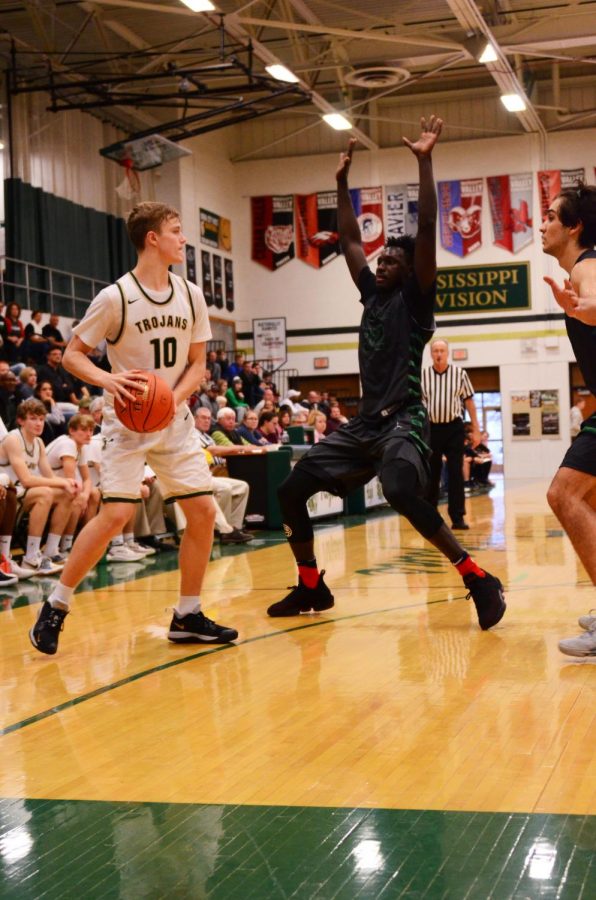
left=115, top=372, right=175, bottom=433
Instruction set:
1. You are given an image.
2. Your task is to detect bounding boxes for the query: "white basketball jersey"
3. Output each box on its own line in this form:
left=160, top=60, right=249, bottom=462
left=0, top=429, right=43, bottom=487
left=73, top=271, right=211, bottom=405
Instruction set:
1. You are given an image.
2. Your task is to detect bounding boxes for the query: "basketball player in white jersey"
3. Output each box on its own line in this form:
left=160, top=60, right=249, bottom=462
left=30, top=202, right=238, bottom=654
left=0, top=398, right=79, bottom=576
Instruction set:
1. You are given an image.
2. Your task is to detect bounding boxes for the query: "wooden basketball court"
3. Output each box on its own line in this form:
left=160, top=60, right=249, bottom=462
left=1, top=479, right=594, bottom=897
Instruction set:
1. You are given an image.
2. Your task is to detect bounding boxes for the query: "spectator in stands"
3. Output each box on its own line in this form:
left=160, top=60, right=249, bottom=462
left=280, top=388, right=303, bottom=415
left=0, top=398, right=79, bottom=575
left=197, top=380, right=220, bottom=418
left=301, top=389, right=330, bottom=417
left=256, top=410, right=281, bottom=444
left=35, top=379, right=67, bottom=441
left=227, top=352, right=245, bottom=380
left=292, top=407, right=309, bottom=425
left=225, top=376, right=249, bottom=420
left=216, top=348, right=230, bottom=380
left=211, top=407, right=252, bottom=446
left=42, top=313, right=67, bottom=350
left=240, top=359, right=261, bottom=408
left=308, top=409, right=328, bottom=443
left=254, top=387, right=278, bottom=415
left=23, top=311, right=49, bottom=365
left=206, top=349, right=221, bottom=382
left=237, top=409, right=268, bottom=446
left=0, top=366, right=19, bottom=429
left=16, top=367, right=38, bottom=402
left=277, top=406, right=292, bottom=442
left=37, top=347, right=82, bottom=409
left=194, top=409, right=255, bottom=543
left=324, top=403, right=348, bottom=436
left=88, top=395, right=104, bottom=434
left=471, top=430, right=494, bottom=486
left=45, top=413, right=100, bottom=552
left=4, top=303, right=25, bottom=364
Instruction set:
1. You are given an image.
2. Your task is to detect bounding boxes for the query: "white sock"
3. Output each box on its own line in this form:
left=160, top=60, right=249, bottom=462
left=175, top=595, right=201, bottom=617
left=111, top=535, right=124, bottom=547
left=26, top=536, right=42, bottom=559
left=49, top=582, right=74, bottom=610
left=0, top=536, right=12, bottom=558
left=123, top=532, right=135, bottom=544
left=44, top=533, right=62, bottom=557
left=60, top=535, right=73, bottom=552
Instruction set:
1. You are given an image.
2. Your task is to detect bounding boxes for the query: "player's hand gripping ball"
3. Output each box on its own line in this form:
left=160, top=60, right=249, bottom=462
left=115, top=372, right=175, bottom=433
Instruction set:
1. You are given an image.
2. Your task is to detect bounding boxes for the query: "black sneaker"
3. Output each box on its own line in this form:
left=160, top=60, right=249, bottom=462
left=267, top=571, right=334, bottom=617
left=168, top=610, right=238, bottom=644
left=464, top=571, right=506, bottom=630
left=29, top=600, right=69, bottom=655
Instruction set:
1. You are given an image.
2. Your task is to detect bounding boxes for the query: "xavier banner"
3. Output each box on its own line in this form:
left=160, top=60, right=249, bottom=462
left=537, top=168, right=585, bottom=218
left=487, top=173, right=533, bottom=253
left=295, top=191, right=341, bottom=268
left=384, top=183, right=419, bottom=239
left=438, top=179, right=483, bottom=258
left=251, top=195, right=295, bottom=270
left=349, top=186, right=384, bottom=259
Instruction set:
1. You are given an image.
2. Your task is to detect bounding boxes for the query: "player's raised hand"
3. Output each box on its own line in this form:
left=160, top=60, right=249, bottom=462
left=336, top=138, right=357, bottom=184
left=403, top=115, right=443, bottom=157
left=543, top=276, right=580, bottom=316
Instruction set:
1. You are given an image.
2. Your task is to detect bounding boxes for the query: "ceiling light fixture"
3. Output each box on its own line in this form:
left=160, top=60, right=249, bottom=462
left=500, top=93, right=527, bottom=112
left=179, top=0, right=215, bottom=12
left=478, top=42, right=498, bottom=64
left=322, top=112, right=352, bottom=131
left=265, top=64, right=299, bottom=84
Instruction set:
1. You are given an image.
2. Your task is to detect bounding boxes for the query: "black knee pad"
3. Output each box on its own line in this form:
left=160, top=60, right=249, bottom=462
left=277, top=466, right=328, bottom=543
left=381, top=459, right=444, bottom=540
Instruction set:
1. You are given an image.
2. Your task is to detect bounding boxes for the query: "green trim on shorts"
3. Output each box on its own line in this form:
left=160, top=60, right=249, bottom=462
left=164, top=490, right=213, bottom=503
left=103, top=496, right=142, bottom=504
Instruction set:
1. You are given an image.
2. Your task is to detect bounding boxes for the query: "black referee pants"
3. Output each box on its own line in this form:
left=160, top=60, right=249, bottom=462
left=427, top=418, right=466, bottom=524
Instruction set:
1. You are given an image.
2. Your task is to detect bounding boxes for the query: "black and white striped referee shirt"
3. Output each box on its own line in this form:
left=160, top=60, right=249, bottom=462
left=421, top=364, right=475, bottom=424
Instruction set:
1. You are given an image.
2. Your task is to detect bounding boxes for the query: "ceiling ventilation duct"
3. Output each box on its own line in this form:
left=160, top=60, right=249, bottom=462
left=344, top=66, right=410, bottom=89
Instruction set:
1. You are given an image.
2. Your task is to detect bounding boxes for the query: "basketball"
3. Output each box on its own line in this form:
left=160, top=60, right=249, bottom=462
left=115, top=372, right=175, bottom=433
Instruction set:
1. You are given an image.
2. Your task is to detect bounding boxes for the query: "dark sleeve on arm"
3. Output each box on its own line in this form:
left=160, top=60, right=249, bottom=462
left=357, top=267, right=376, bottom=306
left=403, top=272, right=436, bottom=332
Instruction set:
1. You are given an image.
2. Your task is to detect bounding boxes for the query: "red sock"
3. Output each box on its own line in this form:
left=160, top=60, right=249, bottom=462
left=298, top=561, right=320, bottom=588
left=454, top=554, right=485, bottom=578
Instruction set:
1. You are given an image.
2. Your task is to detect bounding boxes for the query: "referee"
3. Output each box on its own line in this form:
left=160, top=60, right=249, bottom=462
left=422, top=338, right=481, bottom=529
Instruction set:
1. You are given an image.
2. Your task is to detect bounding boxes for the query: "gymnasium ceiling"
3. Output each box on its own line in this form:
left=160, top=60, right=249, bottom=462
left=1, top=0, right=596, bottom=158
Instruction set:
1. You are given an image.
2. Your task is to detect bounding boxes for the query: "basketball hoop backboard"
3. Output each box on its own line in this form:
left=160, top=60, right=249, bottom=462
left=100, top=134, right=192, bottom=171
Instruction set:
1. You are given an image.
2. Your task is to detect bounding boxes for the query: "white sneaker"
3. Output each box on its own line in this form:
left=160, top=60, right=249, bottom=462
left=559, top=624, right=596, bottom=657
left=106, top=544, right=146, bottom=562
left=6, top=557, right=36, bottom=580
left=0, top=568, right=18, bottom=586
left=125, top=540, right=156, bottom=556
left=37, top=556, right=64, bottom=576
left=22, top=553, right=63, bottom=576
left=21, top=551, right=44, bottom=573
left=578, top=609, right=596, bottom=631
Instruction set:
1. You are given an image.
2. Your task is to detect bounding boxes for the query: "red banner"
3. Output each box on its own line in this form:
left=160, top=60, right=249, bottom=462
left=537, top=168, right=585, bottom=218
left=251, top=195, right=295, bottom=270
left=487, top=173, right=533, bottom=254
left=349, top=186, right=385, bottom=259
left=295, top=191, right=340, bottom=268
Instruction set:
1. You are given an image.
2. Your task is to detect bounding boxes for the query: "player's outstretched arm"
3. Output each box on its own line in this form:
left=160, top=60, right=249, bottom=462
left=403, top=115, right=442, bottom=293
left=544, top=265, right=596, bottom=325
left=63, top=335, right=148, bottom=405
left=336, top=138, right=367, bottom=286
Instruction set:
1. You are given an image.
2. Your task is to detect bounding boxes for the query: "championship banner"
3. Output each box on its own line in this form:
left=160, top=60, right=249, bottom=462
left=224, top=259, right=234, bottom=312
left=487, top=173, right=533, bottom=253
left=438, top=179, right=483, bottom=258
left=295, top=191, right=340, bottom=268
left=251, top=195, right=295, bottom=270
left=384, top=183, right=419, bottom=239
left=537, top=168, right=585, bottom=218
left=201, top=250, right=213, bottom=307
left=349, top=186, right=384, bottom=259
left=212, top=254, right=223, bottom=309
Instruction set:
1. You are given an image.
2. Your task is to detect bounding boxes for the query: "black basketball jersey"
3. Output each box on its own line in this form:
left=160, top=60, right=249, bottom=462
left=568, top=249, right=596, bottom=396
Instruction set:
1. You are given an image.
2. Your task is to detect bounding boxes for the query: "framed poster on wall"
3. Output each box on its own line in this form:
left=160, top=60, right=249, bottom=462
left=209, top=315, right=236, bottom=353
left=511, top=390, right=560, bottom=439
